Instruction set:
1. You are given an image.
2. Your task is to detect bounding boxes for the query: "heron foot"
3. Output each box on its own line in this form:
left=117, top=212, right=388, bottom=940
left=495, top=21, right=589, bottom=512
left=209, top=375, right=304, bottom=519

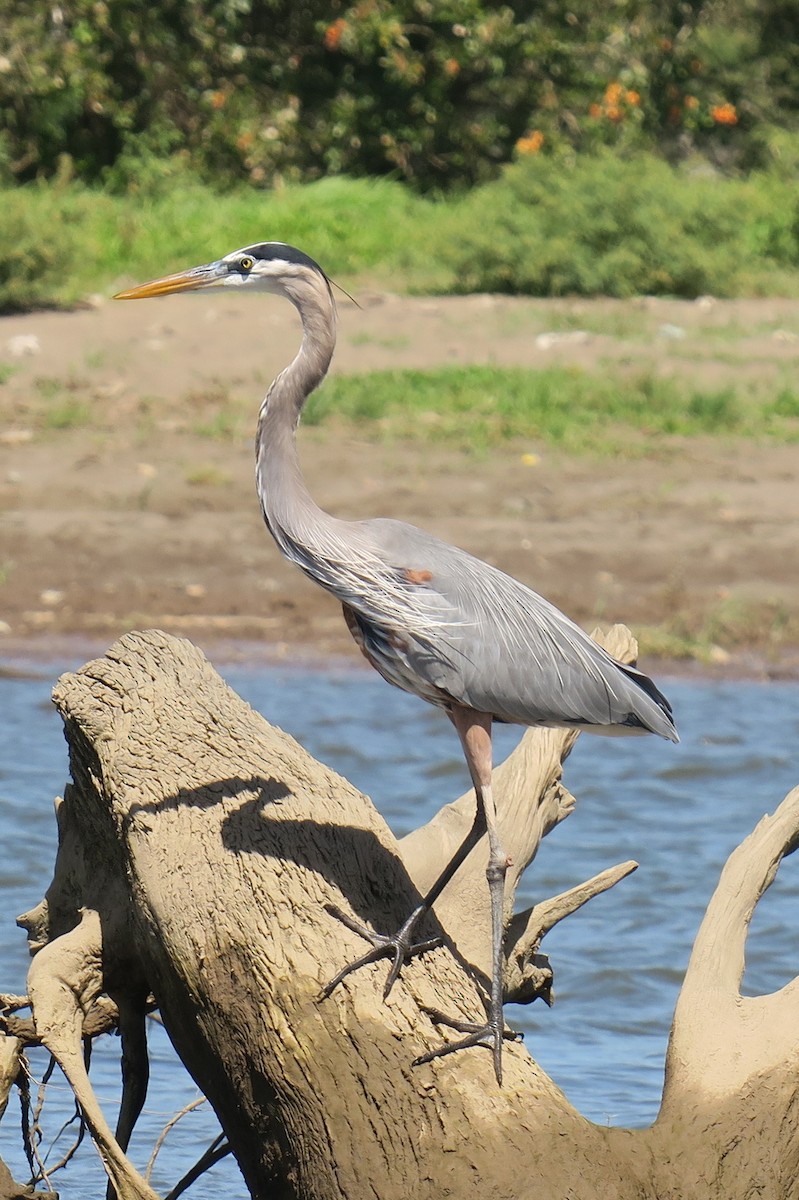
left=413, top=1005, right=522, bottom=1085
left=319, top=903, right=443, bottom=1001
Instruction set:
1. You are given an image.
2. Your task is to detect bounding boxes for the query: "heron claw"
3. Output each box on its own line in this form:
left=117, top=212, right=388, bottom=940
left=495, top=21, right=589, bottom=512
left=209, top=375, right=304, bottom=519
left=413, top=1006, right=522, bottom=1085
left=319, top=903, right=442, bottom=1001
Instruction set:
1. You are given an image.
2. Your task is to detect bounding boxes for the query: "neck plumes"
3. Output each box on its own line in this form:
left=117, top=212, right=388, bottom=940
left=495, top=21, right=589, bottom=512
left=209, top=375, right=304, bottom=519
left=256, top=273, right=337, bottom=553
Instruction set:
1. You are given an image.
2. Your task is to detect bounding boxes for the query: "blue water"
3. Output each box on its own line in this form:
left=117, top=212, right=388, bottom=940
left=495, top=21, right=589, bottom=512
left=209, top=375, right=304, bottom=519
left=2, top=650, right=799, bottom=1196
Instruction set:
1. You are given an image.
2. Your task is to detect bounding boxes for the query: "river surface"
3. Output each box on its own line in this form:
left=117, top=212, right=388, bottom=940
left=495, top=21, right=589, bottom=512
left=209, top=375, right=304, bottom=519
left=1, top=649, right=798, bottom=1197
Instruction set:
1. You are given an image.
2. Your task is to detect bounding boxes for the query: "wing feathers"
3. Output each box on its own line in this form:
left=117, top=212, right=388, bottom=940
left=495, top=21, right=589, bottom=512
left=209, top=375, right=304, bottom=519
left=277, top=513, right=677, bottom=743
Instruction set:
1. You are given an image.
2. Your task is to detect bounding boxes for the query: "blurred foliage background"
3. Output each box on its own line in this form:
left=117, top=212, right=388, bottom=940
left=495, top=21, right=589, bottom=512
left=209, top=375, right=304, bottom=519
left=2, top=0, right=797, bottom=189
left=1, top=0, right=798, bottom=306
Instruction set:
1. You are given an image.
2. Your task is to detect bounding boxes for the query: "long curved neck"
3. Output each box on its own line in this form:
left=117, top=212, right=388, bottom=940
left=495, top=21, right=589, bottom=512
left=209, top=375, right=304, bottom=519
left=256, top=278, right=337, bottom=546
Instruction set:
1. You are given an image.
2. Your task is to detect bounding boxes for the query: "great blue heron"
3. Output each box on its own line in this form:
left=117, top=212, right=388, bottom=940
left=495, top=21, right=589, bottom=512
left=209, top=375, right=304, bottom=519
left=115, top=242, right=678, bottom=1084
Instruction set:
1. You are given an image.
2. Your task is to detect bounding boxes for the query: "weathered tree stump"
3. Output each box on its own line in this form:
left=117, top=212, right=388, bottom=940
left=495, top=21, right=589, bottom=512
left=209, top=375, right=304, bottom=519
left=3, top=628, right=799, bottom=1199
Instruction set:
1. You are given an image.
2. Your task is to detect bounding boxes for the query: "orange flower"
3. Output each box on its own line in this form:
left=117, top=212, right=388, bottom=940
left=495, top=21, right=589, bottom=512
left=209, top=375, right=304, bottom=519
left=515, top=129, right=544, bottom=154
left=625, top=89, right=640, bottom=106
left=606, top=106, right=622, bottom=122
left=324, top=18, right=347, bottom=50
left=589, top=103, right=602, bottom=119
left=604, top=81, right=623, bottom=105
left=711, top=102, right=738, bottom=125
left=210, top=90, right=226, bottom=110
left=443, top=57, right=460, bottom=77
left=684, top=94, right=699, bottom=111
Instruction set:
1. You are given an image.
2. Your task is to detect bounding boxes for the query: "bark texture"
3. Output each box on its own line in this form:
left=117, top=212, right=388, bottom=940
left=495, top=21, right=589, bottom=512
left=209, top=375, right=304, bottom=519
left=9, top=629, right=799, bottom=1200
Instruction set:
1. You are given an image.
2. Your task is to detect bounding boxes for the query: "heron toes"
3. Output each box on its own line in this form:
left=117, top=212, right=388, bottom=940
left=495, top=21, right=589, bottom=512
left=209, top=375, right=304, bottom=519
left=319, top=903, right=443, bottom=1000
left=413, top=1005, right=522, bottom=1085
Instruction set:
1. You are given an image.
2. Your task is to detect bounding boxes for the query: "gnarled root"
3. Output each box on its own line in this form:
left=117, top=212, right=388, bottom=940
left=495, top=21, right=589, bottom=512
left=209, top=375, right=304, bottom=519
left=27, top=910, right=160, bottom=1200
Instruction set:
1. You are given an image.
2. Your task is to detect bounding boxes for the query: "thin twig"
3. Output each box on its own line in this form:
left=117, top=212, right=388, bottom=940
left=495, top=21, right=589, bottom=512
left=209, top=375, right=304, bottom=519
left=145, top=1096, right=207, bottom=1181
left=510, top=860, right=640, bottom=948
left=165, top=1136, right=231, bottom=1200
left=504, top=861, right=639, bottom=1004
left=24, top=1055, right=61, bottom=1192
left=42, top=1099, right=86, bottom=1176
left=31, top=1055, right=56, bottom=1137
left=18, top=1053, right=35, bottom=1181
left=2, top=994, right=126, bottom=1046
left=19, top=1049, right=87, bottom=1188
left=0, top=994, right=30, bottom=1013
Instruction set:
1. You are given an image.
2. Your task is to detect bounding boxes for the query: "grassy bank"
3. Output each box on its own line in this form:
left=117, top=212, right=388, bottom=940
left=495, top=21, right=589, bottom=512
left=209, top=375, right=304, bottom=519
left=1, top=175, right=422, bottom=311
left=13, top=359, right=799, bottom=457
left=307, top=366, right=799, bottom=453
left=3, top=150, right=799, bottom=312
left=2, top=282, right=798, bottom=661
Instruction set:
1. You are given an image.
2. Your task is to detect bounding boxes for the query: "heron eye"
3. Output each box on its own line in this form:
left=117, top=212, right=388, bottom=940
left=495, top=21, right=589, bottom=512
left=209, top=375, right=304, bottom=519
left=239, top=257, right=254, bottom=272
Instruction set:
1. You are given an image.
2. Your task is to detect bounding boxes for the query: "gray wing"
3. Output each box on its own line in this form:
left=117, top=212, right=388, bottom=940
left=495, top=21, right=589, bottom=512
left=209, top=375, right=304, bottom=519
left=351, top=518, right=678, bottom=743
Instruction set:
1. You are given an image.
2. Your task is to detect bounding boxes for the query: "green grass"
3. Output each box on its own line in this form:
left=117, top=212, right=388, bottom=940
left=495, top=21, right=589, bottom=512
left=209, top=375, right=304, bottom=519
left=636, top=592, right=796, bottom=661
left=2, top=151, right=799, bottom=312
left=348, top=332, right=411, bottom=350
left=183, top=383, right=250, bottom=439
left=193, top=409, right=246, bottom=440
left=42, top=399, right=94, bottom=430
left=31, top=377, right=95, bottom=430
left=184, top=462, right=232, bottom=487
left=0, top=175, right=425, bottom=310
left=304, top=365, right=799, bottom=453
left=15, top=353, right=799, bottom=455
left=522, top=307, right=651, bottom=340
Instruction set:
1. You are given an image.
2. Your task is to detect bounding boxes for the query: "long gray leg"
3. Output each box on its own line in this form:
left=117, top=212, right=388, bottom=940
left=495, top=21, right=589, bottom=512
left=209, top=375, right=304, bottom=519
left=412, top=708, right=511, bottom=1083
left=322, top=704, right=514, bottom=1082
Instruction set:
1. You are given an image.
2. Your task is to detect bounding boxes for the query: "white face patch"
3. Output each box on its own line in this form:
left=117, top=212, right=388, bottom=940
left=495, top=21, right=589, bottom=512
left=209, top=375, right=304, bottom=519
left=221, top=272, right=251, bottom=288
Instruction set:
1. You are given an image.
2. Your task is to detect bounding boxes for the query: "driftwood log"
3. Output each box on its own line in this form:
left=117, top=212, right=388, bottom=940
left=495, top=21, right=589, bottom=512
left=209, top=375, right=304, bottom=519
left=2, top=627, right=799, bottom=1199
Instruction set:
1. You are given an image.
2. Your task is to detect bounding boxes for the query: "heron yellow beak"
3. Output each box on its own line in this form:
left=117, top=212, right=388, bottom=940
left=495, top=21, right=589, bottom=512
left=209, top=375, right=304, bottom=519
left=113, top=261, right=225, bottom=300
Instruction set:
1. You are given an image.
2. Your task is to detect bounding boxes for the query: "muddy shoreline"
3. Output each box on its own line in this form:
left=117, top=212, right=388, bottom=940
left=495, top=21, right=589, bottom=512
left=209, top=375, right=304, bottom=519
left=2, top=291, right=798, bottom=675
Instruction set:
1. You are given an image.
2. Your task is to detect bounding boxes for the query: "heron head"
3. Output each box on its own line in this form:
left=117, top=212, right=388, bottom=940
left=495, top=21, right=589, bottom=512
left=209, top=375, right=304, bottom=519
left=114, top=242, right=331, bottom=303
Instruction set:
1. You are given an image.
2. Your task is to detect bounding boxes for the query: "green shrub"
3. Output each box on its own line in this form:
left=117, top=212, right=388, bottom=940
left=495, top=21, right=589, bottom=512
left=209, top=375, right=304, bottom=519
left=432, top=150, right=799, bottom=297
left=0, top=174, right=425, bottom=309
left=0, top=0, right=547, bottom=190
left=1, top=152, right=798, bottom=312
left=0, top=185, right=81, bottom=311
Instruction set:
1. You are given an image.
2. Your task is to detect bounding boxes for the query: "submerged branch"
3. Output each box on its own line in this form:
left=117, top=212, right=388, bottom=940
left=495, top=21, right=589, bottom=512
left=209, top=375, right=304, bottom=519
left=505, top=862, right=639, bottom=1003
left=662, top=784, right=799, bottom=1110
left=1, top=995, right=123, bottom=1047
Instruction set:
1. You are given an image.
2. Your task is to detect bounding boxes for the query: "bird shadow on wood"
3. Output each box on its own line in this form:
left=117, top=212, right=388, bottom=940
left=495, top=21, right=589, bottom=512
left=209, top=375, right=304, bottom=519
left=219, top=784, right=440, bottom=940
left=127, top=770, right=408, bottom=924
left=127, top=771, right=425, bottom=930
left=126, top=773, right=485, bottom=992
left=126, top=775, right=291, bottom=817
